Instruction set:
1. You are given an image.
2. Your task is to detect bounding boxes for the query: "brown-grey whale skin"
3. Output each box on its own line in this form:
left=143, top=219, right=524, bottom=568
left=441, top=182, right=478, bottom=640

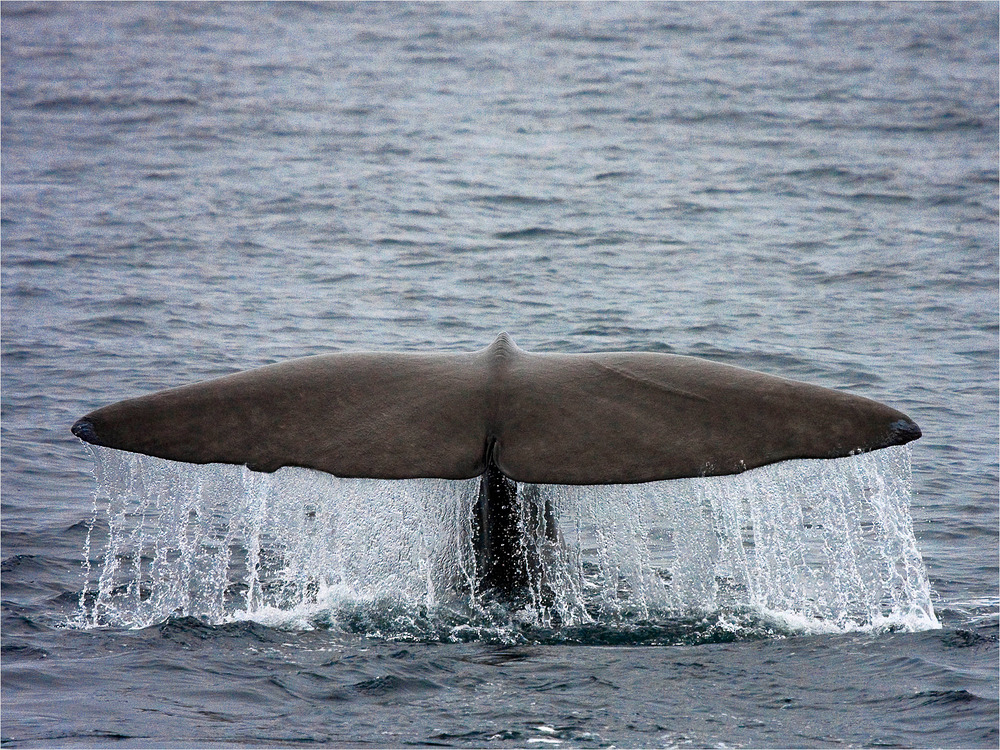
left=71, top=332, right=921, bottom=484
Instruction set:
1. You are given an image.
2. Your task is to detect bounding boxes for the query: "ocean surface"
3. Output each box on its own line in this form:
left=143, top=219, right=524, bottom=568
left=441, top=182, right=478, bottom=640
left=2, top=2, right=997, bottom=747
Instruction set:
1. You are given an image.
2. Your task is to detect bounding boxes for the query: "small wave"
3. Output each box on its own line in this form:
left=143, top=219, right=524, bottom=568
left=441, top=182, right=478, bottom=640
left=592, top=171, right=633, bottom=181
left=941, top=628, right=999, bottom=649
left=31, top=94, right=199, bottom=111
left=563, top=87, right=613, bottom=99
left=844, top=191, right=915, bottom=205
left=1, top=553, right=45, bottom=573
left=352, top=674, right=442, bottom=695
left=1, top=3, right=56, bottom=18
left=784, top=166, right=858, bottom=181
left=1, top=640, right=50, bottom=659
left=912, top=689, right=992, bottom=707
left=472, top=194, right=564, bottom=207
left=801, top=113, right=992, bottom=134
left=546, top=30, right=629, bottom=44
left=154, top=615, right=293, bottom=646
left=493, top=227, right=580, bottom=240
left=78, top=314, right=150, bottom=334
left=814, top=267, right=906, bottom=285
left=670, top=109, right=782, bottom=126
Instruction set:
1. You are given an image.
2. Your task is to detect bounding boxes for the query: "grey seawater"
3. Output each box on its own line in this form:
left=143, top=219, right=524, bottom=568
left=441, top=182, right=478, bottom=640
left=2, top=2, right=997, bottom=748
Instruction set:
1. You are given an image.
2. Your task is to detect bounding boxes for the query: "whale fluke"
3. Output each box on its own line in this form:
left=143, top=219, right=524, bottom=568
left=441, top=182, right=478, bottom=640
left=72, top=332, right=920, bottom=484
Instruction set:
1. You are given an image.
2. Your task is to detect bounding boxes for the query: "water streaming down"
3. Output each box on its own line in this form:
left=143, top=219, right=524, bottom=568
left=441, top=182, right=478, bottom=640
left=77, top=444, right=938, bottom=641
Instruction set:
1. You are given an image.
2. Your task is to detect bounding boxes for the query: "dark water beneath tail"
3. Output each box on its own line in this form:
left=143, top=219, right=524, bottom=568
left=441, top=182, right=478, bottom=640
left=2, top=2, right=997, bottom=747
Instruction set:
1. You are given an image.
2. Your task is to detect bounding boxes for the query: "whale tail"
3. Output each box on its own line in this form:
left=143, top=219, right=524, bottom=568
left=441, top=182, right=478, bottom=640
left=71, top=332, right=920, bottom=485
left=71, top=333, right=921, bottom=600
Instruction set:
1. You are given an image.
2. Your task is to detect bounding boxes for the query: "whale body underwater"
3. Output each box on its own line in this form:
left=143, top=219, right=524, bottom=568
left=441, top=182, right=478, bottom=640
left=72, top=332, right=921, bottom=597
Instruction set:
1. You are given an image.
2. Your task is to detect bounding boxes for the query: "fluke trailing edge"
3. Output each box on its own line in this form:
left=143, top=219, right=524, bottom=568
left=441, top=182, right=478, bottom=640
left=72, top=333, right=920, bottom=598
left=72, top=332, right=920, bottom=483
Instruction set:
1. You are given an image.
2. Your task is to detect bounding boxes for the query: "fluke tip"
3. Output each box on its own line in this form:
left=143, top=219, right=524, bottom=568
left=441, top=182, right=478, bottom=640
left=888, top=418, right=922, bottom=445
left=71, top=418, right=100, bottom=445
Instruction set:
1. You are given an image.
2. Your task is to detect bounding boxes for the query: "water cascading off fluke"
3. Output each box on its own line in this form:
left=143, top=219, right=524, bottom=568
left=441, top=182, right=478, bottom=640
left=75, top=443, right=938, bottom=639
